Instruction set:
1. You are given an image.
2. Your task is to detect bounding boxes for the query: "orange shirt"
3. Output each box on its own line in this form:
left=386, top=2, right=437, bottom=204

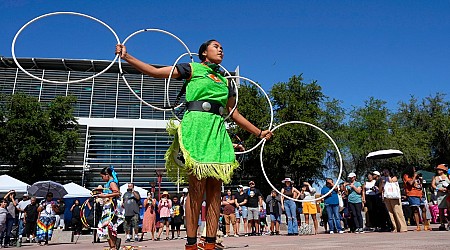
left=402, top=174, right=423, bottom=197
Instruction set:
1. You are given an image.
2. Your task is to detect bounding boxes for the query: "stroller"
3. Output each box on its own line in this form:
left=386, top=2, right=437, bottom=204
left=7, top=223, right=19, bottom=247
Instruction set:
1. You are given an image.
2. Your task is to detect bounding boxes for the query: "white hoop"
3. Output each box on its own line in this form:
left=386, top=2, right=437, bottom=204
left=11, top=11, right=120, bottom=84
left=119, top=28, right=194, bottom=111
left=259, top=121, right=343, bottom=202
left=225, top=75, right=273, bottom=155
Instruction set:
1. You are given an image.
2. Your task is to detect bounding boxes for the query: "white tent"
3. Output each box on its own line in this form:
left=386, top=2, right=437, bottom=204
left=0, top=175, right=29, bottom=194
left=120, top=184, right=148, bottom=198
left=63, top=182, right=92, bottom=198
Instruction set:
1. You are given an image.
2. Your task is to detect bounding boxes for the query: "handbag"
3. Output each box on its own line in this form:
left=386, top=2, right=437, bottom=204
left=383, top=182, right=401, bottom=199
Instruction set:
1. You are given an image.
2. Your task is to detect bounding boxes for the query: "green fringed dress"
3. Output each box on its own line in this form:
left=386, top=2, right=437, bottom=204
left=165, top=62, right=239, bottom=184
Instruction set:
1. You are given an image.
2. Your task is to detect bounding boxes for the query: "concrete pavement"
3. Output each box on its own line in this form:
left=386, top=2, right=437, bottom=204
left=15, top=226, right=450, bottom=250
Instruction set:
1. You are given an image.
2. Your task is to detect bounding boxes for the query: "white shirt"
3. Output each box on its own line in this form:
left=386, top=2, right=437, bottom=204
left=16, top=199, right=31, bottom=219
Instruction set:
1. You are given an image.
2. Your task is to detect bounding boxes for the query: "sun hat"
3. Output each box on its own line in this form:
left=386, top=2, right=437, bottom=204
left=281, top=177, right=293, bottom=183
left=348, top=172, right=356, bottom=178
left=162, top=191, right=170, bottom=197
left=435, top=164, right=448, bottom=172
left=182, top=187, right=188, bottom=193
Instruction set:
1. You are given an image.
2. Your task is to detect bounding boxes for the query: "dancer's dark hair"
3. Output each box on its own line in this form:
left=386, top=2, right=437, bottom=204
left=198, top=39, right=217, bottom=62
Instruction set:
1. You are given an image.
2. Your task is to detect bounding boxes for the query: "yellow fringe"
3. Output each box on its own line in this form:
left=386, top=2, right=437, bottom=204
left=164, top=120, right=239, bottom=184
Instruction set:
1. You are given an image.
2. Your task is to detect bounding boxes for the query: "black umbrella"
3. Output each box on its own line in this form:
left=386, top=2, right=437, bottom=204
left=366, top=149, right=404, bottom=160
left=28, top=181, right=68, bottom=199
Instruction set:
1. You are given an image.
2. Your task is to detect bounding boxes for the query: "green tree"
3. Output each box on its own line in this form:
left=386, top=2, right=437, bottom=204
left=0, top=93, right=79, bottom=182
left=230, top=75, right=337, bottom=195
left=344, top=97, right=391, bottom=177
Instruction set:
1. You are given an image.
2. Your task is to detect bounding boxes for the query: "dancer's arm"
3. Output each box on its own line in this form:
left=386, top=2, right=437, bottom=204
left=226, top=97, right=272, bottom=140
left=115, top=44, right=181, bottom=79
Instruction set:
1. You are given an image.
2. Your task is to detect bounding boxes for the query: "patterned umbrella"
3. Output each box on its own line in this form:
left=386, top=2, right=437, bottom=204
left=28, top=181, right=68, bottom=199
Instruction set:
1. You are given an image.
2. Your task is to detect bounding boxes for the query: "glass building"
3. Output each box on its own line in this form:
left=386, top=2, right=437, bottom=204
left=0, top=56, right=191, bottom=192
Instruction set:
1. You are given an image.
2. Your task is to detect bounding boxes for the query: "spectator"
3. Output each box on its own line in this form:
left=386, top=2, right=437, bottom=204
left=280, top=178, right=300, bottom=235
left=266, top=190, right=282, bottom=235
left=16, top=194, right=30, bottom=241
left=157, top=191, right=172, bottom=240
left=123, top=183, right=141, bottom=243
left=321, top=178, right=344, bottom=234
left=55, top=198, right=66, bottom=229
left=234, top=185, right=248, bottom=236
left=23, top=197, right=39, bottom=243
left=3, top=190, right=17, bottom=247
left=403, top=166, right=431, bottom=231
left=171, top=196, right=183, bottom=239
left=70, top=199, right=82, bottom=235
left=380, top=169, right=407, bottom=232
left=345, top=173, right=364, bottom=233
left=339, top=183, right=350, bottom=230
left=221, top=189, right=237, bottom=237
left=197, top=200, right=206, bottom=237
left=259, top=199, right=267, bottom=235
left=36, top=192, right=58, bottom=246
left=373, top=170, right=392, bottom=231
left=180, top=188, right=188, bottom=230
left=301, top=181, right=319, bottom=235
left=140, top=191, right=157, bottom=241
left=431, top=164, right=450, bottom=231
left=246, top=181, right=262, bottom=236
left=363, top=173, right=377, bottom=230
left=0, top=199, right=8, bottom=247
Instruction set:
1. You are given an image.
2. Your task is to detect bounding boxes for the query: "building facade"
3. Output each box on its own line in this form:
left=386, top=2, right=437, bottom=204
left=0, top=56, right=189, bottom=193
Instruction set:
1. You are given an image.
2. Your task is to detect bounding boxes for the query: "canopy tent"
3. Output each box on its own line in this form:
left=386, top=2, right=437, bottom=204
left=119, top=184, right=148, bottom=198
left=0, top=175, right=30, bottom=195
left=63, top=182, right=92, bottom=198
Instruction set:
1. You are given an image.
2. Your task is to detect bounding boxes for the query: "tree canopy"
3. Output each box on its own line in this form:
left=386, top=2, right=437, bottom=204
left=0, top=93, right=79, bottom=183
left=230, top=75, right=449, bottom=194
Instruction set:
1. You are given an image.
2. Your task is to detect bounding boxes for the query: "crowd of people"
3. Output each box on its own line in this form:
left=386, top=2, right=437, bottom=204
left=0, top=163, right=449, bottom=249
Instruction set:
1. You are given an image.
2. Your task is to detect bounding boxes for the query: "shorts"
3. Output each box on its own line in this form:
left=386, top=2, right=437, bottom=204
left=123, top=214, right=139, bottom=231
left=408, top=196, right=424, bottom=207
left=302, top=202, right=317, bottom=214
left=247, top=207, right=260, bottom=220
left=270, top=214, right=281, bottom=222
left=160, top=217, right=171, bottom=223
left=235, top=206, right=248, bottom=219
left=437, top=194, right=449, bottom=209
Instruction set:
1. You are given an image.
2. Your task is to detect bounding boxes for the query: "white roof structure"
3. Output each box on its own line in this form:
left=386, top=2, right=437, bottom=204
left=120, top=184, right=148, bottom=198
left=63, top=182, right=92, bottom=198
left=0, top=175, right=30, bottom=193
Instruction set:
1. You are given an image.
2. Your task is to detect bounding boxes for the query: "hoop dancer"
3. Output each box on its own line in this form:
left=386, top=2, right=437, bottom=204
left=116, top=40, right=272, bottom=249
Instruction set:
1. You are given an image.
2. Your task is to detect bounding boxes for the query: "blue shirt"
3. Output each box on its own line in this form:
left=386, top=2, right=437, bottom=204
left=321, top=186, right=339, bottom=205
left=346, top=182, right=362, bottom=203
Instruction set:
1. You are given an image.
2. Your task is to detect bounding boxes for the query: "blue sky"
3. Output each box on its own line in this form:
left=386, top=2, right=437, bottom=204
left=1, top=0, right=449, bottom=112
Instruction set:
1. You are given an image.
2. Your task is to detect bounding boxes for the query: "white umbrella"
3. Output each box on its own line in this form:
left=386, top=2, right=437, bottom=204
left=366, top=149, right=404, bottom=160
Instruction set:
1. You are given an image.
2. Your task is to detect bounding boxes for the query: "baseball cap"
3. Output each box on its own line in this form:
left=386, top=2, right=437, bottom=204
left=348, top=172, right=356, bottom=178
left=238, top=185, right=244, bottom=188
left=372, top=171, right=381, bottom=176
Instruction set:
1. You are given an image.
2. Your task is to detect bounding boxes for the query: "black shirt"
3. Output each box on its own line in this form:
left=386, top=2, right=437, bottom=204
left=234, top=192, right=248, bottom=205
left=24, top=204, right=38, bottom=222
left=246, top=188, right=262, bottom=208
left=72, top=205, right=81, bottom=219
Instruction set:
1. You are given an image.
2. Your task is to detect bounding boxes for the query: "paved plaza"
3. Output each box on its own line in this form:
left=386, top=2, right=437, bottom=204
left=16, top=226, right=450, bottom=250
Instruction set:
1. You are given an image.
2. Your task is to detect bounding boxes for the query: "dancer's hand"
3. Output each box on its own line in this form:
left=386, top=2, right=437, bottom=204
left=115, top=44, right=128, bottom=59
left=233, top=143, right=245, bottom=151
left=259, top=130, right=273, bottom=140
